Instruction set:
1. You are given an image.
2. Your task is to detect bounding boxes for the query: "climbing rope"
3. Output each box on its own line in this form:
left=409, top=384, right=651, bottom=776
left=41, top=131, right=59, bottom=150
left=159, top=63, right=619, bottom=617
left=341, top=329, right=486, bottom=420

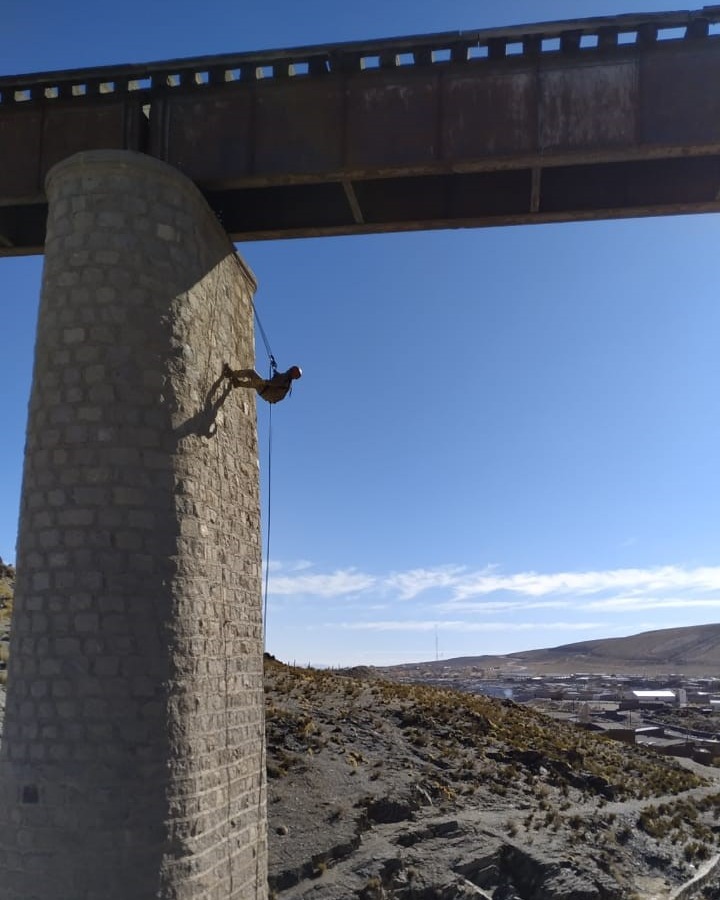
left=251, top=297, right=278, bottom=375
left=262, top=401, right=272, bottom=651
left=253, top=297, right=276, bottom=898
left=250, top=295, right=277, bottom=647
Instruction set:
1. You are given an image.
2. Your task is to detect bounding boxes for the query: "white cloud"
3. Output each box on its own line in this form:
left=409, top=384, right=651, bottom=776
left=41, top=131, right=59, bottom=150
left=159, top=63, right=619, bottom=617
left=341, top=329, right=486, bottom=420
left=267, top=559, right=312, bottom=573
left=385, top=565, right=466, bottom=600
left=336, top=620, right=463, bottom=632
left=449, top=565, right=720, bottom=601
left=267, top=561, right=720, bottom=622
left=585, top=595, right=720, bottom=612
left=439, top=598, right=574, bottom=613
left=269, top=568, right=376, bottom=598
left=335, top=619, right=605, bottom=633
left=265, top=560, right=720, bottom=666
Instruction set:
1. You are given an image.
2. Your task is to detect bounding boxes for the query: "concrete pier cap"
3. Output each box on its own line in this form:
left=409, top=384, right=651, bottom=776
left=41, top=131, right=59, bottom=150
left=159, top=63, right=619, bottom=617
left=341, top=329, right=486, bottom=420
left=0, top=149, right=267, bottom=899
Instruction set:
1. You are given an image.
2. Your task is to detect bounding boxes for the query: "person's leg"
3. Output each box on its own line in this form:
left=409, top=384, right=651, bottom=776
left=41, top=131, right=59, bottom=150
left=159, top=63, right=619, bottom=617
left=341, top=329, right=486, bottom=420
left=223, top=365, right=264, bottom=389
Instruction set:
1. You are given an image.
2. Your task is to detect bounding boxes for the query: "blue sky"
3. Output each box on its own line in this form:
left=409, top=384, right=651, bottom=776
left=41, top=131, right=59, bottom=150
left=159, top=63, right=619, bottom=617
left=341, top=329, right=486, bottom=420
left=3, top=0, right=720, bottom=666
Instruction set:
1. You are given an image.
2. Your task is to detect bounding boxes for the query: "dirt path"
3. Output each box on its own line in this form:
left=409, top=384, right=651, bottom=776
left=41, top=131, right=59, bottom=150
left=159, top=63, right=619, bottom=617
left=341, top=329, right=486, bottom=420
left=668, top=853, right=720, bottom=900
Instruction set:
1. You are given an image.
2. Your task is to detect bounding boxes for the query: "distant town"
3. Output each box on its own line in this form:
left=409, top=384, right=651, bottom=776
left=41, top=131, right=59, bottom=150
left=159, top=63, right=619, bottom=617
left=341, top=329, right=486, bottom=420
left=378, top=662, right=720, bottom=766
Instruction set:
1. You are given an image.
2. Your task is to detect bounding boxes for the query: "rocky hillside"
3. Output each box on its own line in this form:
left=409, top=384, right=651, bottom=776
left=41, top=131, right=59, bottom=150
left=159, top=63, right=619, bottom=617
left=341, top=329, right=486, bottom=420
left=386, top=623, right=720, bottom=677
left=0, top=559, right=13, bottom=648
left=515, top=625, right=720, bottom=673
left=0, top=558, right=13, bottom=606
left=265, top=658, right=720, bottom=899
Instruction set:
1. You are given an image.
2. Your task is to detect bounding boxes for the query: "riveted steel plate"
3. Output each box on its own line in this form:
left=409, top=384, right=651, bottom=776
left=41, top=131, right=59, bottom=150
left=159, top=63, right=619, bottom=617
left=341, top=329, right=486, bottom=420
left=346, top=70, right=438, bottom=169
left=442, top=67, right=537, bottom=160
left=254, top=79, right=344, bottom=176
left=641, top=46, right=720, bottom=146
left=154, top=86, right=254, bottom=184
left=0, top=107, right=43, bottom=201
left=41, top=101, right=142, bottom=178
left=540, top=60, right=638, bottom=152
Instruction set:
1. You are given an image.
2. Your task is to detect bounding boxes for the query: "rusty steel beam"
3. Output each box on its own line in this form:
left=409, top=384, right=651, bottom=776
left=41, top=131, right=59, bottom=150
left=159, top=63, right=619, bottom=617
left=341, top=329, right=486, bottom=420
left=2, top=7, right=720, bottom=254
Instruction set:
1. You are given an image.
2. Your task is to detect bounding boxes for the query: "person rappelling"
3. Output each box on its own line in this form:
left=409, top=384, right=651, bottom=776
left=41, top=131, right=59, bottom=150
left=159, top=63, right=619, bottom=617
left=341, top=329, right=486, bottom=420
left=227, top=293, right=302, bottom=403
left=223, top=362, right=302, bottom=404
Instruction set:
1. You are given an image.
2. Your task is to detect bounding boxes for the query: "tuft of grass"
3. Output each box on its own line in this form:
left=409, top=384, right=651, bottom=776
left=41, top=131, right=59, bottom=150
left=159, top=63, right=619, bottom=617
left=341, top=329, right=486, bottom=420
left=311, top=860, right=328, bottom=878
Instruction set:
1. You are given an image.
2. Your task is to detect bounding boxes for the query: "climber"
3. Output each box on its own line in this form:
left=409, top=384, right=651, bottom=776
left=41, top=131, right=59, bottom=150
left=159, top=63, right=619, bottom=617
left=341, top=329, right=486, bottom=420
left=223, top=363, right=302, bottom=404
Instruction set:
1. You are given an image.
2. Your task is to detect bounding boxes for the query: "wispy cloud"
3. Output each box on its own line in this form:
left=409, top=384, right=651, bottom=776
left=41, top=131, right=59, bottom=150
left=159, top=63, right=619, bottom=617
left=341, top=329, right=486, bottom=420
left=585, top=595, right=720, bottom=612
left=267, top=561, right=720, bottom=622
left=269, top=567, right=376, bottom=598
left=336, top=619, right=464, bottom=632
left=439, top=598, right=574, bottom=613
left=267, top=559, right=313, bottom=573
left=266, top=561, right=720, bottom=665
left=385, top=565, right=466, bottom=600
left=335, top=619, right=605, bottom=633
left=449, top=565, right=720, bottom=601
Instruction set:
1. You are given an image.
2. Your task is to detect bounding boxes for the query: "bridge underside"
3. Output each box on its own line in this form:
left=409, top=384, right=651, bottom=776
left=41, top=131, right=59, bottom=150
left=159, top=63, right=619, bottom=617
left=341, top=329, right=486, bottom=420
left=2, top=8, right=720, bottom=254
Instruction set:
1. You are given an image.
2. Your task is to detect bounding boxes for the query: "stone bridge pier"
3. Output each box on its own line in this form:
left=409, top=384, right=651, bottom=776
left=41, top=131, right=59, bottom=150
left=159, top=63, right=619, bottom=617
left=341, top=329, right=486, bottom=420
left=0, top=150, right=267, bottom=899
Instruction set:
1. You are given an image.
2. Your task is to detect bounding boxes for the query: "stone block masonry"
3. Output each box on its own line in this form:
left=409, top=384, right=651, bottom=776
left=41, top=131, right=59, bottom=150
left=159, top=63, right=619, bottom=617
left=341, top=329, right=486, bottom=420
left=0, top=150, right=267, bottom=899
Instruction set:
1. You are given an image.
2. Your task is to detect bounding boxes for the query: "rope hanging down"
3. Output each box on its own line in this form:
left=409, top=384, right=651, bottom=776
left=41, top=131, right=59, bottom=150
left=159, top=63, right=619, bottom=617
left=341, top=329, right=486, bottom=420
left=235, top=297, right=301, bottom=641
left=262, top=403, right=272, bottom=651
left=251, top=296, right=275, bottom=899
left=250, top=297, right=275, bottom=648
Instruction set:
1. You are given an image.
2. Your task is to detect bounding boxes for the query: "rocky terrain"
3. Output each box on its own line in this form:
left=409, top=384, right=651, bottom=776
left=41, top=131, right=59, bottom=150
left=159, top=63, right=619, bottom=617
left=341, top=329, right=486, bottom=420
left=0, top=559, right=13, bottom=610
left=264, top=658, right=720, bottom=899
left=0, top=559, right=12, bottom=689
left=383, top=624, right=720, bottom=678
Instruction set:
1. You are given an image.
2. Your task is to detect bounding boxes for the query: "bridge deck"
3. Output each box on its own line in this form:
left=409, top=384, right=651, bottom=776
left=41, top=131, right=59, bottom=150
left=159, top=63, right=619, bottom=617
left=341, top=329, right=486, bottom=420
left=2, top=7, right=720, bottom=254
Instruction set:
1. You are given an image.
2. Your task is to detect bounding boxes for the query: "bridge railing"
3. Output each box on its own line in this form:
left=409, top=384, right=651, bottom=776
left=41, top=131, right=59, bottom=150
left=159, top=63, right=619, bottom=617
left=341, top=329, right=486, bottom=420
left=2, top=7, right=720, bottom=105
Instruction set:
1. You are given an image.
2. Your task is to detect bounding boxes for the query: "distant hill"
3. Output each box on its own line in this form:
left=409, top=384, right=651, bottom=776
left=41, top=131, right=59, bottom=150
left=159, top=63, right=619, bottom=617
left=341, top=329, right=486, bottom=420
left=387, top=623, right=720, bottom=677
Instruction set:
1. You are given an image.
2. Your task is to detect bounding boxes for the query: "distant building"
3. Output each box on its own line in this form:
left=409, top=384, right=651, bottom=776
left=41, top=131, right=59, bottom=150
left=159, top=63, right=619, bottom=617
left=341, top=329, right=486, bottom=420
left=631, top=690, right=676, bottom=700
left=631, top=689, right=676, bottom=705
